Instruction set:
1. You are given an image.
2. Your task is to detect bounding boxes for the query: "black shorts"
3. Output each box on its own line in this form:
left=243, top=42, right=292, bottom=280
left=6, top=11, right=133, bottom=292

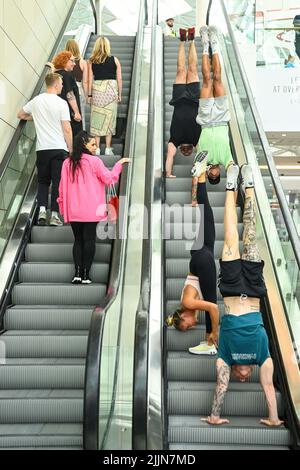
left=169, top=82, right=200, bottom=106
left=218, top=259, right=267, bottom=299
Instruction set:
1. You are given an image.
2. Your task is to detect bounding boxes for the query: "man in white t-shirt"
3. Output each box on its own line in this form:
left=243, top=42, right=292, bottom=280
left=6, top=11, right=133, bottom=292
left=17, top=73, right=72, bottom=226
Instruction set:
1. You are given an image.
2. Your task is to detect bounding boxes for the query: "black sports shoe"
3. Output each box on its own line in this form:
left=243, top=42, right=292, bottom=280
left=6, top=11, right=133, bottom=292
left=82, top=269, right=92, bottom=284
left=72, top=266, right=82, bottom=284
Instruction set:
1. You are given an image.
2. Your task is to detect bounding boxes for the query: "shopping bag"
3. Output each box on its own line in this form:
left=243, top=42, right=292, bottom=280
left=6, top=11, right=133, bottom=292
left=107, top=184, right=119, bottom=223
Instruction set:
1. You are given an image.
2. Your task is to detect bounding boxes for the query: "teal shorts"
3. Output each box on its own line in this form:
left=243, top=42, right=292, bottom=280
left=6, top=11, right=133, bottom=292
left=218, top=312, right=270, bottom=367
left=197, top=125, right=233, bottom=169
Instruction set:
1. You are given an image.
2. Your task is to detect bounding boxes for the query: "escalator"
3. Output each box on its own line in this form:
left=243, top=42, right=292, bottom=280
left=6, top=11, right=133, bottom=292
left=163, top=36, right=295, bottom=450
left=0, top=35, right=135, bottom=450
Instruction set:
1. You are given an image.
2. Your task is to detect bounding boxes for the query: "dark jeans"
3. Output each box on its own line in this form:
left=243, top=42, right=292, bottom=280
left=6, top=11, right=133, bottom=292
left=71, top=119, right=83, bottom=138
left=70, top=222, right=98, bottom=272
left=36, top=149, right=67, bottom=212
left=190, top=183, right=217, bottom=334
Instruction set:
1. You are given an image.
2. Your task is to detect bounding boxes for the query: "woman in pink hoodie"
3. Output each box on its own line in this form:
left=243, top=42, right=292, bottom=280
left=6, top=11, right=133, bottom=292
left=57, top=130, right=129, bottom=284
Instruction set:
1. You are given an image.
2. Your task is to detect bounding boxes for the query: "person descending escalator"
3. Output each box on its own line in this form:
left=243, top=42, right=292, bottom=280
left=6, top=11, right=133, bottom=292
left=57, top=131, right=129, bottom=284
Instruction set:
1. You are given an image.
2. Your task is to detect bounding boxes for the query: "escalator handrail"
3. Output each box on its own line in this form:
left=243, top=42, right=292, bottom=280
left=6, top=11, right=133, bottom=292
left=132, top=0, right=164, bottom=450
left=206, top=0, right=213, bottom=26
left=208, top=0, right=300, bottom=270
left=90, top=0, right=98, bottom=34
left=0, top=0, right=78, bottom=180
left=83, top=2, right=146, bottom=450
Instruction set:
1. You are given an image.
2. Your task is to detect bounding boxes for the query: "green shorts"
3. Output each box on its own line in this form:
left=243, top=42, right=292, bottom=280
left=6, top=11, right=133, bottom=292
left=197, top=125, right=233, bottom=169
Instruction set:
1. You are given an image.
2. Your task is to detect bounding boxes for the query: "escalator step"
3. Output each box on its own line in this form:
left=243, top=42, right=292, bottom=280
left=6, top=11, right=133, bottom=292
left=168, top=416, right=292, bottom=447
left=12, top=283, right=106, bottom=305
left=19, top=262, right=109, bottom=283
left=165, top=240, right=242, bottom=260
left=167, top=352, right=259, bottom=382
left=0, top=364, right=85, bottom=389
left=164, top=223, right=243, bottom=242
left=4, top=307, right=93, bottom=330
left=1, top=334, right=88, bottom=358
left=169, top=443, right=290, bottom=450
left=0, top=390, right=83, bottom=423
left=168, top=382, right=283, bottom=417
left=0, top=423, right=82, bottom=448
left=25, top=243, right=111, bottom=262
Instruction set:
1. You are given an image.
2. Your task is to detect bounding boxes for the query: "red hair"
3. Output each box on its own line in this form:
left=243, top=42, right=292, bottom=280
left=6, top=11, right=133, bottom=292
left=52, top=51, right=72, bottom=70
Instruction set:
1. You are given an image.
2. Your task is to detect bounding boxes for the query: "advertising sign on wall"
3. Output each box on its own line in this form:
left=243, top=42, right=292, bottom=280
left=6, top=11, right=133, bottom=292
left=254, top=68, right=300, bottom=131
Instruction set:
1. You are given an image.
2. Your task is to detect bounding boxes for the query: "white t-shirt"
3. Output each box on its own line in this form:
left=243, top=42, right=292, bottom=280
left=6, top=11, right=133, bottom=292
left=23, top=93, right=70, bottom=151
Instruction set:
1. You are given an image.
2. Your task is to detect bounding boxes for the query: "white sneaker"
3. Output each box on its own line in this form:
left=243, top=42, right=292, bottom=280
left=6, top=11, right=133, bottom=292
left=199, top=25, right=209, bottom=48
left=226, top=163, right=239, bottom=191
left=189, top=341, right=217, bottom=355
left=49, top=215, right=63, bottom=226
left=38, top=210, right=47, bottom=226
left=191, top=150, right=208, bottom=177
left=95, top=147, right=101, bottom=156
left=105, top=147, right=114, bottom=156
left=208, top=25, right=219, bottom=49
left=240, top=164, right=254, bottom=194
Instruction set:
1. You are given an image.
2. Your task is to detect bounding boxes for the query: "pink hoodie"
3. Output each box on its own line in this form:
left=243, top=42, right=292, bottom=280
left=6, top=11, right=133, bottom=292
left=57, top=153, right=122, bottom=222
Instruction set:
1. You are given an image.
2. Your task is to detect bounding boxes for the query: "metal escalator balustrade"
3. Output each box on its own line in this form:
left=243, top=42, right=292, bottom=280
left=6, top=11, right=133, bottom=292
left=84, top=0, right=149, bottom=450
left=0, top=33, right=135, bottom=450
left=163, top=36, right=293, bottom=450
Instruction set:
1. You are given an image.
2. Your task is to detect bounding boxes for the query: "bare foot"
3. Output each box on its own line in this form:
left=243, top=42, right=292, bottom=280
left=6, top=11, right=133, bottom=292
left=166, top=174, right=176, bottom=178
left=260, top=418, right=284, bottom=427
left=201, top=416, right=230, bottom=425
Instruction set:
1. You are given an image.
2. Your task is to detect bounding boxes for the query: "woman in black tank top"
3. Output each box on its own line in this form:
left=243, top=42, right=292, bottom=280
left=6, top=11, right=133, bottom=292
left=66, top=39, right=88, bottom=130
left=87, top=37, right=123, bottom=156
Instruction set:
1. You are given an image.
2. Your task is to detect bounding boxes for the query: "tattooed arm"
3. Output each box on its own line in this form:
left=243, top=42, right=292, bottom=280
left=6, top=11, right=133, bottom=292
left=201, top=358, right=230, bottom=425
left=66, top=91, right=81, bottom=121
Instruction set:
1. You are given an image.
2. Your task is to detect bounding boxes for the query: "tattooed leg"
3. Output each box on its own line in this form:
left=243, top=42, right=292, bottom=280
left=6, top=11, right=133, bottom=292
left=222, top=189, right=240, bottom=261
left=211, top=359, right=231, bottom=417
left=242, top=188, right=261, bottom=262
left=191, top=177, right=198, bottom=206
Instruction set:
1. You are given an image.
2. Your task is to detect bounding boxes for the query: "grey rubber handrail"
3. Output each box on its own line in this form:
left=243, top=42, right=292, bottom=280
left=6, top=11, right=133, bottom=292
left=89, top=0, right=98, bottom=34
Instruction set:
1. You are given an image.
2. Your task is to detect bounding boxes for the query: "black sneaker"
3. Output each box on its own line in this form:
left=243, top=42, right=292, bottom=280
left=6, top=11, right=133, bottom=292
left=82, top=269, right=92, bottom=284
left=72, top=266, right=82, bottom=284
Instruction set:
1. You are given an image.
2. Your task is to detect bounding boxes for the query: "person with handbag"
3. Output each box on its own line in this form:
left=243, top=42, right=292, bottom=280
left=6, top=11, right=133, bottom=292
left=57, top=130, right=129, bottom=284
left=87, top=37, right=122, bottom=156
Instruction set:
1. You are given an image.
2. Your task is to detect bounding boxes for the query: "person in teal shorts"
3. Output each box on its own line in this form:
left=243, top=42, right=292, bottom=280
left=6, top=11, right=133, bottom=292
left=192, top=25, right=234, bottom=203
left=201, top=164, right=284, bottom=427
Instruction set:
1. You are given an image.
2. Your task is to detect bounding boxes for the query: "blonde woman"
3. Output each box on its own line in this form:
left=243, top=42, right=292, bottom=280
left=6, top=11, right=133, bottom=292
left=66, top=39, right=88, bottom=130
left=87, top=37, right=122, bottom=156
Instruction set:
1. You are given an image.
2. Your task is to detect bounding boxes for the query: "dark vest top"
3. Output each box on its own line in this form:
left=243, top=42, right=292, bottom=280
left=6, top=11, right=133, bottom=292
left=92, top=56, right=117, bottom=80
left=73, top=58, right=83, bottom=82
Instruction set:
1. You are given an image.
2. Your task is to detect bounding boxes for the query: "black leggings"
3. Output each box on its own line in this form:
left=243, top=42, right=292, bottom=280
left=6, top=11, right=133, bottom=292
left=189, top=183, right=216, bottom=334
left=70, top=222, right=98, bottom=272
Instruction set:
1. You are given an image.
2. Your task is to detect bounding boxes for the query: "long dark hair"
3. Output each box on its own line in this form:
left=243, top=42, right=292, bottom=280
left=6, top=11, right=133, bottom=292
left=70, top=131, right=93, bottom=181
